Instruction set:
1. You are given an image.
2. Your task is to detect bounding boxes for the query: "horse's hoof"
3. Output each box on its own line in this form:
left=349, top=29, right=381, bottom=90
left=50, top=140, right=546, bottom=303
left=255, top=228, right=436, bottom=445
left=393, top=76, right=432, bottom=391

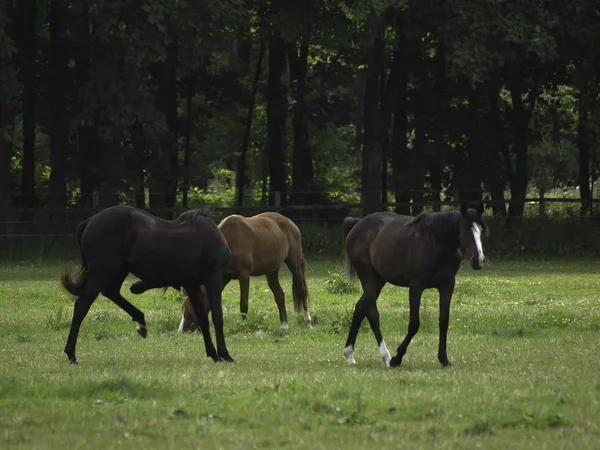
left=219, top=354, right=236, bottom=363
left=130, top=282, right=144, bottom=294
left=69, top=358, right=78, bottom=365
left=136, top=324, right=148, bottom=339
left=389, top=356, right=402, bottom=368
left=442, top=361, right=453, bottom=369
left=343, top=346, right=356, bottom=365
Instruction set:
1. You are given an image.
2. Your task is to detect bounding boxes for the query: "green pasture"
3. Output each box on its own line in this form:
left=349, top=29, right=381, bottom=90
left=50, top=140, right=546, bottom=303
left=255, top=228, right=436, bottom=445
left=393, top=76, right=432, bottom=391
left=0, top=257, right=599, bottom=449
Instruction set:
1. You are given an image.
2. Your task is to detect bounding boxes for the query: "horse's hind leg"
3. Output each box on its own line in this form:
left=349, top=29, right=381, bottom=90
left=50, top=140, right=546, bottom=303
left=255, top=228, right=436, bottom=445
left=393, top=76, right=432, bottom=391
left=205, top=274, right=234, bottom=363
left=437, top=279, right=455, bottom=368
left=185, top=282, right=220, bottom=363
left=266, top=269, right=287, bottom=328
left=64, top=283, right=101, bottom=364
left=285, top=255, right=311, bottom=325
left=343, top=274, right=386, bottom=366
left=343, top=294, right=365, bottom=364
left=390, top=285, right=424, bottom=368
left=102, top=269, right=147, bottom=338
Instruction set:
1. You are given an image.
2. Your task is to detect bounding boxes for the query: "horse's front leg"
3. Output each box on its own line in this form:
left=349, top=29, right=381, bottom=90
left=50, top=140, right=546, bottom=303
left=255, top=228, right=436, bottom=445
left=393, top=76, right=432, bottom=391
left=437, top=279, right=455, bottom=368
left=390, top=285, right=424, bottom=368
left=238, top=271, right=250, bottom=321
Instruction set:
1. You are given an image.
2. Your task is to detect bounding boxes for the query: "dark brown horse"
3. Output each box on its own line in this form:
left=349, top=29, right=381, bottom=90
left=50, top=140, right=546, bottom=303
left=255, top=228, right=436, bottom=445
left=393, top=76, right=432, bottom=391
left=341, top=202, right=486, bottom=368
left=60, top=205, right=234, bottom=365
left=179, top=211, right=310, bottom=332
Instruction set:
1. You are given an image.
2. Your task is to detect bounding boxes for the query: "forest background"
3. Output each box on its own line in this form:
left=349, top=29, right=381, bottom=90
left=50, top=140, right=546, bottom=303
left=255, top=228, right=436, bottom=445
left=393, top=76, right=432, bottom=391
left=1, top=0, right=600, bottom=259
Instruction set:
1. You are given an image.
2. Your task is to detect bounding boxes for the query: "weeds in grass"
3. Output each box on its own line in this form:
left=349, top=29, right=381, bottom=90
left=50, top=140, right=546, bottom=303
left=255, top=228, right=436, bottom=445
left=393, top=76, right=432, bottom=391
left=324, top=272, right=358, bottom=295
left=46, top=306, right=69, bottom=330
left=228, top=310, right=274, bottom=335
left=466, top=405, right=571, bottom=436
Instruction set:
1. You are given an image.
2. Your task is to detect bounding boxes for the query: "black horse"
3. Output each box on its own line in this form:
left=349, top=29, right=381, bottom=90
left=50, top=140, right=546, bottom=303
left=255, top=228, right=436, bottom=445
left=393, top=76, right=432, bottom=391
left=60, top=205, right=234, bottom=365
left=341, top=202, right=486, bottom=369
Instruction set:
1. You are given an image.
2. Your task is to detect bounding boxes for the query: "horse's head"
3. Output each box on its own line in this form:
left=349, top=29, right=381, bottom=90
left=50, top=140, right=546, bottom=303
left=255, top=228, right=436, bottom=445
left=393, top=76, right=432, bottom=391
left=459, top=202, right=487, bottom=270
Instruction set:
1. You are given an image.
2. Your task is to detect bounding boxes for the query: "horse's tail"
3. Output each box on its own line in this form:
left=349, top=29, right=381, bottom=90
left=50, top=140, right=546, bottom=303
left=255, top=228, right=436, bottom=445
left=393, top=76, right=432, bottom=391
left=60, top=217, right=91, bottom=298
left=341, top=217, right=360, bottom=281
left=342, top=217, right=360, bottom=241
left=292, top=254, right=309, bottom=314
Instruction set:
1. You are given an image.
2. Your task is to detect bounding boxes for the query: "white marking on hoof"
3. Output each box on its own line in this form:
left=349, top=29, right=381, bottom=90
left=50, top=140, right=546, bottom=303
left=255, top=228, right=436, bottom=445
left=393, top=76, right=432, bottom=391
left=178, top=312, right=185, bottom=333
left=280, top=321, right=289, bottom=330
left=379, top=340, right=391, bottom=368
left=343, top=345, right=356, bottom=365
left=304, top=310, right=312, bottom=324
left=136, top=322, right=147, bottom=335
left=472, top=223, right=485, bottom=268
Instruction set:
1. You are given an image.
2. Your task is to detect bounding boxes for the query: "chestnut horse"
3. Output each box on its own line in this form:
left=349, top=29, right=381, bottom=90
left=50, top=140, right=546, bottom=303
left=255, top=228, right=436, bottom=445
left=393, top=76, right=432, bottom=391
left=179, top=212, right=311, bottom=331
left=60, top=205, right=234, bottom=365
left=341, top=202, right=487, bottom=369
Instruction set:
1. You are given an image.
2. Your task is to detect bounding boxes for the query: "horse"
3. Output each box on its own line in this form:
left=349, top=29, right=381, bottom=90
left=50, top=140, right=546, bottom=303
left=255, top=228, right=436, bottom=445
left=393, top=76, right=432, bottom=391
left=178, top=211, right=311, bottom=332
left=341, top=202, right=486, bottom=369
left=60, top=205, right=234, bottom=365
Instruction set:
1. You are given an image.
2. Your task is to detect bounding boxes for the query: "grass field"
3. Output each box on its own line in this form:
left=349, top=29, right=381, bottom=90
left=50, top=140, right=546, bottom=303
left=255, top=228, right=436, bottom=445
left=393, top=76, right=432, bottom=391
left=1, top=256, right=599, bottom=449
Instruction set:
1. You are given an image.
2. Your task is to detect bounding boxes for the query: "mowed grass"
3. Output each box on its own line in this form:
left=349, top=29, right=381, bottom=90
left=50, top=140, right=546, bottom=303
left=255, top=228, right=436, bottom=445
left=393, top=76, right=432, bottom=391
left=1, top=257, right=600, bottom=449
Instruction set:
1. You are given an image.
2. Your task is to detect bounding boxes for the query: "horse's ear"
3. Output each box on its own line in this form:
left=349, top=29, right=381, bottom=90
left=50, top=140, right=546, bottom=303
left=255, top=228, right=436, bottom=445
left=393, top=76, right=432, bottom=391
left=476, top=202, right=484, bottom=215
left=460, top=201, right=468, bottom=216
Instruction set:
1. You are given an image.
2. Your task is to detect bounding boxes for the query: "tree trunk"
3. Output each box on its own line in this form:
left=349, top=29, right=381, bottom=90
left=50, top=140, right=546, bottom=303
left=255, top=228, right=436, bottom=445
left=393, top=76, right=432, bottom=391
left=0, top=6, right=17, bottom=230
left=381, top=140, right=388, bottom=206
left=266, top=35, right=287, bottom=207
left=577, top=66, right=593, bottom=216
left=410, top=126, right=427, bottom=216
left=461, top=87, right=483, bottom=202
left=362, top=20, right=408, bottom=216
left=152, top=39, right=178, bottom=218
left=164, top=42, right=178, bottom=218
left=96, top=138, right=121, bottom=207
left=182, top=81, right=194, bottom=209
left=391, top=68, right=409, bottom=215
left=49, top=0, right=68, bottom=212
left=19, top=0, right=37, bottom=208
left=360, top=40, right=381, bottom=216
left=487, top=79, right=507, bottom=217
left=236, top=40, right=265, bottom=208
left=0, top=100, right=15, bottom=228
left=430, top=43, right=446, bottom=212
left=75, top=2, right=94, bottom=209
left=508, top=75, right=538, bottom=227
left=289, top=37, right=314, bottom=206
left=78, top=125, right=96, bottom=208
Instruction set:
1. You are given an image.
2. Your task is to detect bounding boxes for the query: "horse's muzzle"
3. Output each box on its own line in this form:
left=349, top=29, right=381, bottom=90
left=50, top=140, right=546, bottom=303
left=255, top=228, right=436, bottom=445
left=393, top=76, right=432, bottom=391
left=471, top=256, right=484, bottom=270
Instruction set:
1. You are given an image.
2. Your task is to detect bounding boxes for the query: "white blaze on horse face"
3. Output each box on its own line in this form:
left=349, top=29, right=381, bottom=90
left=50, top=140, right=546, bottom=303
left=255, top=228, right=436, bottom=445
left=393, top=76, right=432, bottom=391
left=178, top=313, right=186, bottom=333
left=343, top=345, right=356, bottom=365
left=379, top=340, right=391, bottom=367
left=136, top=322, right=146, bottom=334
left=472, top=223, right=485, bottom=267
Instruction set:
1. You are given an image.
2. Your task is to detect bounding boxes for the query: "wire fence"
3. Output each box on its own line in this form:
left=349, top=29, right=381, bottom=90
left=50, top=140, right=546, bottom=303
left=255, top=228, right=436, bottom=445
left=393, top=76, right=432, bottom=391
left=1, top=196, right=600, bottom=259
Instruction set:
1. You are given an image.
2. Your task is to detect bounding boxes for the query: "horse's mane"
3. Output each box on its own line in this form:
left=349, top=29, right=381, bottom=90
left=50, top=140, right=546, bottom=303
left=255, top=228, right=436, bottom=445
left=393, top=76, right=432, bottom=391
left=175, top=207, right=217, bottom=225
left=407, top=209, right=462, bottom=247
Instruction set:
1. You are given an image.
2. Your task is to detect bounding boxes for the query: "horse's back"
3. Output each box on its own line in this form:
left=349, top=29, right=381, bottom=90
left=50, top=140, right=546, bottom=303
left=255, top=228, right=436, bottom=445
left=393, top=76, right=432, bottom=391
left=219, top=212, right=298, bottom=275
left=345, top=212, right=421, bottom=285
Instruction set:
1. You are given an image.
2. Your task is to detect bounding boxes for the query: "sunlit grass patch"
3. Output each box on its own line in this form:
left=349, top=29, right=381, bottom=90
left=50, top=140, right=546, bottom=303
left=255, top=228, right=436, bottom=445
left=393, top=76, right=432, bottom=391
left=0, top=258, right=599, bottom=449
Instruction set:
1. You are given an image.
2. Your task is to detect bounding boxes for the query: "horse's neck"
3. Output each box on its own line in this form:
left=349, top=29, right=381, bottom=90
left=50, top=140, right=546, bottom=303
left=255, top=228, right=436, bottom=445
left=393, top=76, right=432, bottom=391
left=429, top=211, right=461, bottom=249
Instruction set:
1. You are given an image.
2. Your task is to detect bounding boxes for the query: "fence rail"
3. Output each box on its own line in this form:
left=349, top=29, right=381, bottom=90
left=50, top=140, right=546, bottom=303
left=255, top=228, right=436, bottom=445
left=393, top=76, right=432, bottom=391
left=0, top=197, right=598, bottom=239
